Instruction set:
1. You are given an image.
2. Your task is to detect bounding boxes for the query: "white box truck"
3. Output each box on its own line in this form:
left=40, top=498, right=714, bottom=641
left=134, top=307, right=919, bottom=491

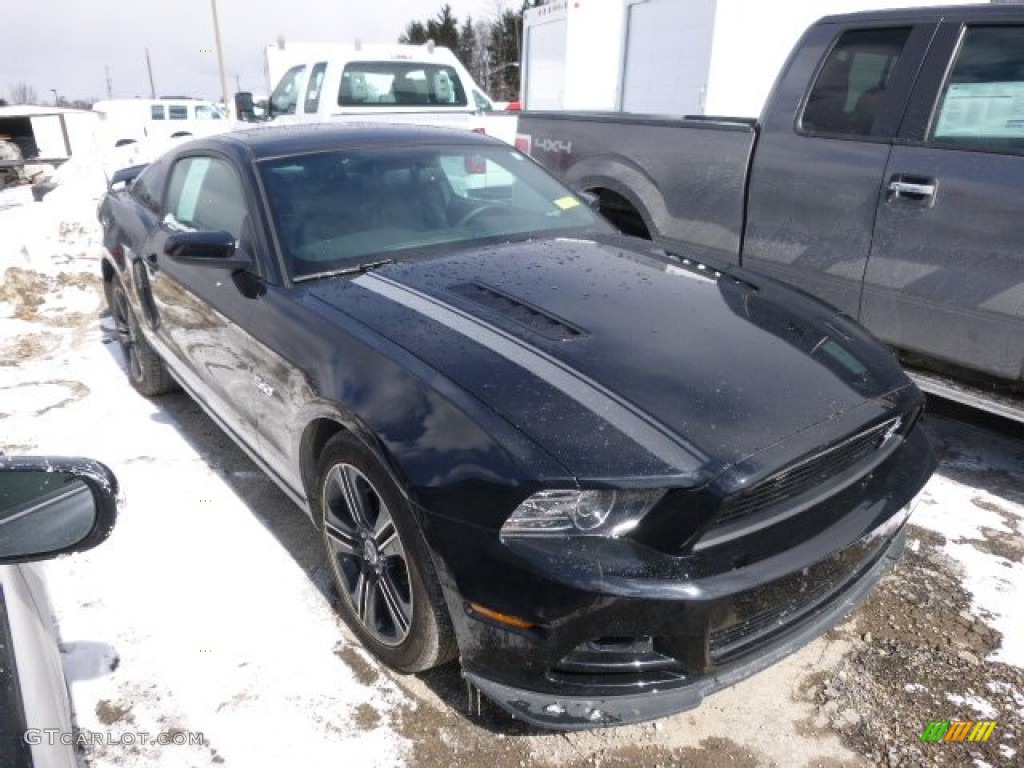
left=520, top=0, right=990, bottom=118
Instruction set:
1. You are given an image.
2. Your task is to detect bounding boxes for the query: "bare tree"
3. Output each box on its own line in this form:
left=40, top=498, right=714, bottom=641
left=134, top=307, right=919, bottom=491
left=8, top=81, right=39, bottom=105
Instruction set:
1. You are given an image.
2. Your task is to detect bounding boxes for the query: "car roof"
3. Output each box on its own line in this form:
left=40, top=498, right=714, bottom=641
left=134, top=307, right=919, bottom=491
left=196, top=122, right=503, bottom=161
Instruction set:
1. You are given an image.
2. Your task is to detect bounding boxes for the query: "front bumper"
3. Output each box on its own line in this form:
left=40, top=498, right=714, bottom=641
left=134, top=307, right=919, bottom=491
left=465, top=527, right=904, bottom=729
left=420, top=422, right=934, bottom=730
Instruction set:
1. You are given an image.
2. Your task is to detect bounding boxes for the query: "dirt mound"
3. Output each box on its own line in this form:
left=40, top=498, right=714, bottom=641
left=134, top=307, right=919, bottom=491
left=803, top=527, right=1022, bottom=766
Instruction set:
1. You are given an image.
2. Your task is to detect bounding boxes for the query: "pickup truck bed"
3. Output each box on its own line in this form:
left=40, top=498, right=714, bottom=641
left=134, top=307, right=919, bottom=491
left=518, top=112, right=755, bottom=260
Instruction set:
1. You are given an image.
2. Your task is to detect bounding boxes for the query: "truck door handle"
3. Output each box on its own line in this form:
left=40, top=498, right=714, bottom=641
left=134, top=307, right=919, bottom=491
left=887, top=175, right=936, bottom=203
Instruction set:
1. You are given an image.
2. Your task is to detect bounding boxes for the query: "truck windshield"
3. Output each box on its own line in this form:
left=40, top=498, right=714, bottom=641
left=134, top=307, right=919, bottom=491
left=339, top=62, right=468, bottom=107
left=259, top=145, right=606, bottom=280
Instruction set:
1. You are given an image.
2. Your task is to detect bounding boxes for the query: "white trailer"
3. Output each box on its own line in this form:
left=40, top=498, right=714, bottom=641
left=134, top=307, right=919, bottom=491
left=521, top=0, right=989, bottom=118
left=0, top=106, right=99, bottom=162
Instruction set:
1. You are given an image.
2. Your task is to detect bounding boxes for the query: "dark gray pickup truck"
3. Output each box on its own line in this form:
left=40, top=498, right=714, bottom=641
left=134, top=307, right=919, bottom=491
left=517, top=4, right=1023, bottom=422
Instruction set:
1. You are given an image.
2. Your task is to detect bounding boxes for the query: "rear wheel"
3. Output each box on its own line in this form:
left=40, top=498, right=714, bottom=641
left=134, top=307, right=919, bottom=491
left=317, top=432, right=456, bottom=673
left=109, top=280, right=176, bottom=396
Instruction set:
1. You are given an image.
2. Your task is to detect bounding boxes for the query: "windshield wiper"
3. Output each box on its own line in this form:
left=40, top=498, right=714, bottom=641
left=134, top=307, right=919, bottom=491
left=292, top=259, right=394, bottom=283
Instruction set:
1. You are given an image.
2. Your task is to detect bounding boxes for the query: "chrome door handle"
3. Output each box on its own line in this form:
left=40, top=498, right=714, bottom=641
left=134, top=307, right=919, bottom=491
left=888, top=180, right=935, bottom=197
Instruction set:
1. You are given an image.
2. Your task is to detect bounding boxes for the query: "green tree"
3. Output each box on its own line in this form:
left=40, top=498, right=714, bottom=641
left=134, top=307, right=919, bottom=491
left=399, top=20, right=429, bottom=45
left=399, top=4, right=460, bottom=51
left=485, top=2, right=543, bottom=101
left=457, top=16, right=478, bottom=78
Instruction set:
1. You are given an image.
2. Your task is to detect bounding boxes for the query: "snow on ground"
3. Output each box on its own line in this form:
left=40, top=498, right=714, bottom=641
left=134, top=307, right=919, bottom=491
left=912, top=425, right=1024, bottom=668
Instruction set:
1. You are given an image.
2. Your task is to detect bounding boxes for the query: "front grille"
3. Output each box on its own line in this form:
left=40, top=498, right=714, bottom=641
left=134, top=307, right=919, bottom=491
left=708, top=524, right=894, bottom=663
left=709, top=577, right=837, bottom=661
left=713, top=416, right=901, bottom=529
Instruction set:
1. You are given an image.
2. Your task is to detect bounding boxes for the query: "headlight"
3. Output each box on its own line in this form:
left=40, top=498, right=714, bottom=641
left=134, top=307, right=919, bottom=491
left=500, top=489, right=665, bottom=538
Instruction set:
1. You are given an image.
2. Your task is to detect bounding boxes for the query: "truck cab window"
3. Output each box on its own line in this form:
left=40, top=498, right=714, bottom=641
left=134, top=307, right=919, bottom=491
left=168, top=105, right=188, bottom=120
left=801, top=28, right=910, bottom=138
left=270, top=64, right=306, bottom=117
left=303, top=62, right=328, bottom=114
left=930, top=25, right=1024, bottom=153
left=151, top=105, right=165, bottom=120
left=338, top=62, right=468, bottom=107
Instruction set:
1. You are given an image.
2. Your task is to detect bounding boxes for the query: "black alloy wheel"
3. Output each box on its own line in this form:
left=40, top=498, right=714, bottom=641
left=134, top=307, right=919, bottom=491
left=317, top=432, right=456, bottom=672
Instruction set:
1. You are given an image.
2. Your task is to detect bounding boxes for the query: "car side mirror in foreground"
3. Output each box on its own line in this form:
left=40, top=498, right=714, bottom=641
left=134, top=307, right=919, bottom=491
left=0, top=457, right=120, bottom=564
left=164, top=230, right=251, bottom=270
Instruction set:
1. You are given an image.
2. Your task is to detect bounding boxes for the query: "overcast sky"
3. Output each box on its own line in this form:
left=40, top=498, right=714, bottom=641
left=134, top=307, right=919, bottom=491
left=3, top=0, right=506, bottom=104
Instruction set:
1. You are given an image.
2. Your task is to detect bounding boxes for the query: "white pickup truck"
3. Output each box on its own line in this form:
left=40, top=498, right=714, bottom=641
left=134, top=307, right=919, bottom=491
left=258, top=42, right=518, bottom=145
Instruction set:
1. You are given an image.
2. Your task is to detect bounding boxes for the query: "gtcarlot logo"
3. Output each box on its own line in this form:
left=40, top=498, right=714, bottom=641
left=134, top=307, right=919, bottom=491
left=24, top=729, right=205, bottom=747
left=920, top=720, right=997, bottom=743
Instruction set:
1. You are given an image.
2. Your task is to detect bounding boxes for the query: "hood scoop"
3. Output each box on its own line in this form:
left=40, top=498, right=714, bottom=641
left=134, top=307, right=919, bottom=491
left=449, top=282, right=586, bottom=342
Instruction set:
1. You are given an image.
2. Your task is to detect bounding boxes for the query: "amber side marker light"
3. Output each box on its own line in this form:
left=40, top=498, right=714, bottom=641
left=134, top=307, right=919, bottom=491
left=467, top=602, right=536, bottom=630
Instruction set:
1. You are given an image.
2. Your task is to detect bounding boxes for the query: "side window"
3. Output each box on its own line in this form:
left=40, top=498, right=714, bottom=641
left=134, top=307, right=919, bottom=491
left=930, top=25, right=1024, bottom=153
left=269, top=64, right=305, bottom=116
left=130, top=162, right=164, bottom=212
left=303, top=62, right=328, bottom=114
left=801, top=28, right=911, bottom=138
left=151, top=105, right=165, bottom=120
left=168, top=105, right=188, bottom=120
left=194, top=104, right=222, bottom=120
left=164, top=156, right=247, bottom=239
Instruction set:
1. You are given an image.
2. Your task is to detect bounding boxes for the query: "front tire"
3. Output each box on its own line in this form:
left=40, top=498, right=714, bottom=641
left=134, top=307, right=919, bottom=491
left=109, top=280, right=176, bottom=396
left=317, top=432, right=456, bottom=673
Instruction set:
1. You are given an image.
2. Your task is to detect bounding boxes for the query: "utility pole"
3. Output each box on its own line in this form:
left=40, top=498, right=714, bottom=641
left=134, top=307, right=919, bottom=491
left=145, top=48, right=156, bottom=98
left=210, top=0, right=232, bottom=118
left=105, top=65, right=113, bottom=98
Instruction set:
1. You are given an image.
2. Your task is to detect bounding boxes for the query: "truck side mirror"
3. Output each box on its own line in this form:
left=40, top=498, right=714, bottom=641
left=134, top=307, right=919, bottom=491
left=234, top=91, right=256, bottom=122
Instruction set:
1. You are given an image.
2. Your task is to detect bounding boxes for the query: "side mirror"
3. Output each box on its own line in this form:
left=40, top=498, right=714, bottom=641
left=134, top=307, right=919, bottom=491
left=164, top=230, right=251, bottom=270
left=0, top=456, right=120, bottom=564
left=234, top=91, right=256, bottom=122
left=109, top=163, right=148, bottom=190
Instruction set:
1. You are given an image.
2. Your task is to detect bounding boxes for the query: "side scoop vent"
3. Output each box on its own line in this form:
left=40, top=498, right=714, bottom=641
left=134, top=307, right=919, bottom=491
left=449, top=282, right=586, bottom=342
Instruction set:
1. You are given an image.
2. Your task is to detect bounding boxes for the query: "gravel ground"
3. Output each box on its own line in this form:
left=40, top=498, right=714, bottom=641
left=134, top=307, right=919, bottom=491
left=1, top=182, right=1021, bottom=767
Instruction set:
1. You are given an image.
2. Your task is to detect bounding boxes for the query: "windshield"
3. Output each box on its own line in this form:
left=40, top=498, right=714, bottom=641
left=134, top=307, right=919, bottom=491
left=259, top=145, right=606, bottom=280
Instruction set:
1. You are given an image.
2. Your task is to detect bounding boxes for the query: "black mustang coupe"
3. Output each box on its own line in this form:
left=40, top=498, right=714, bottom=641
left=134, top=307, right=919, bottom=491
left=98, top=124, right=935, bottom=729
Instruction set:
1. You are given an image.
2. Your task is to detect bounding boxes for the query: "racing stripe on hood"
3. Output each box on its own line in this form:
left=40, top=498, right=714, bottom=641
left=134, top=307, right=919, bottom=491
left=355, top=273, right=705, bottom=469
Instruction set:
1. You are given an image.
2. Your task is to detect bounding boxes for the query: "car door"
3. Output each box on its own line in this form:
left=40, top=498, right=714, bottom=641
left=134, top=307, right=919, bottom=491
left=743, top=22, right=936, bottom=316
left=0, top=570, right=33, bottom=767
left=1, top=564, right=77, bottom=768
left=139, top=153, right=262, bottom=448
left=860, top=20, right=1024, bottom=382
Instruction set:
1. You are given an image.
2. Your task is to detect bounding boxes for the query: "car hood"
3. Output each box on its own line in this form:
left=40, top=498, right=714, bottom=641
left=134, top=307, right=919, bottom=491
left=306, top=235, right=914, bottom=484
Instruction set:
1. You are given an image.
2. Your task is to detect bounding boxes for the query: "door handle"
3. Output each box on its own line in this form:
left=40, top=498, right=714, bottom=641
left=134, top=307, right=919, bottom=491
left=887, top=175, right=937, bottom=203
left=145, top=252, right=160, bottom=271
